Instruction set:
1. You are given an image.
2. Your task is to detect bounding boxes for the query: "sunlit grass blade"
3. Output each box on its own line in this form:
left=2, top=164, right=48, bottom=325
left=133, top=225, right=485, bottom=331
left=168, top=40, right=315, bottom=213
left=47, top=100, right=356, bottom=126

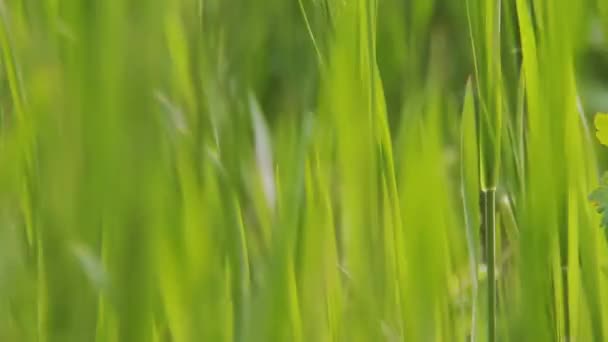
left=460, top=78, right=480, bottom=341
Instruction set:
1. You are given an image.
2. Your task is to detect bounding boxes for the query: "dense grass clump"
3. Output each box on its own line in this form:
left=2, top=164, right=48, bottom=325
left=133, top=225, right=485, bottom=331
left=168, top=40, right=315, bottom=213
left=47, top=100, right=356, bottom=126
left=2, top=0, right=608, bottom=341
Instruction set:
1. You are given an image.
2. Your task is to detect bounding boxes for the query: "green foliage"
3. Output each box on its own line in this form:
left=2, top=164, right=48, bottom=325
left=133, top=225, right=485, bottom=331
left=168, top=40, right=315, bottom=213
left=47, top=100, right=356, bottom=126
left=1, top=0, right=608, bottom=341
left=590, top=113, right=608, bottom=229
left=590, top=173, right=608, bottom=228
left=595, top=113, right=608, bottom=147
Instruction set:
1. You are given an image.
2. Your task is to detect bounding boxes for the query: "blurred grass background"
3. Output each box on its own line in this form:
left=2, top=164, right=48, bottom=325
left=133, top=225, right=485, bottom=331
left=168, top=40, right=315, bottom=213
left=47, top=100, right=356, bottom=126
left=1, top=0, right=608, bottom=341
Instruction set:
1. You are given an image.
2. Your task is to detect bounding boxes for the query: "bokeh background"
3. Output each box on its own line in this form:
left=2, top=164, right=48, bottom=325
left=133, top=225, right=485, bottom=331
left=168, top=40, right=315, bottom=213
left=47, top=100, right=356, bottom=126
left=1, top=0, right=608, bottom=341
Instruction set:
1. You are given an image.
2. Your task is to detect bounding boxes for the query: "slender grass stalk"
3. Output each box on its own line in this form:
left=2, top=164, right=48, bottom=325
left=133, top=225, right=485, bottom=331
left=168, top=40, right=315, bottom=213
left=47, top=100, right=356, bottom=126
left=484, top=189, right=497, bottom=342
left=297, top=0, right=325, bottom=69
left=465, top=0, right=502, bottom=337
